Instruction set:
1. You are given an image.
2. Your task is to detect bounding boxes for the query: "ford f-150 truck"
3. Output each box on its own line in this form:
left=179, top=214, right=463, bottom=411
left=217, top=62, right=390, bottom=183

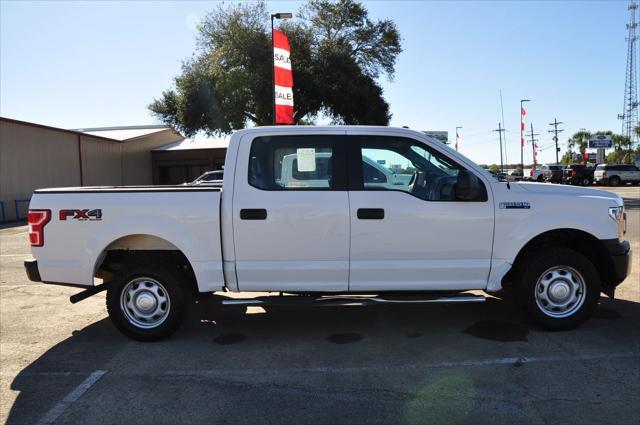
left=24, top=126, right=631, bottom=341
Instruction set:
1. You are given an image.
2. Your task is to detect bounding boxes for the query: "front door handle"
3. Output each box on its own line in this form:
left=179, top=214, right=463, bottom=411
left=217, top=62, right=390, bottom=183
left=357, top=208, right=384, bottom=220
left=240, top=209, right=267, bottom=220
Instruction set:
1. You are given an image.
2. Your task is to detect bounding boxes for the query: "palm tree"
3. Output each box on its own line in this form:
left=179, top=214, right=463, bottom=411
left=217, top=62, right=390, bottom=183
left=567, top=130, right=592, bottom=162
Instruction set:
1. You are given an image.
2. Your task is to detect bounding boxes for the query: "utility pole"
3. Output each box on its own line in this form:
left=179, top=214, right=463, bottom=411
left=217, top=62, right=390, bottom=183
left=526, top=123, right=540, bottom=168
left=493, top=122, right=506, bottom=172
left=548, top=118, right=564, bottom=164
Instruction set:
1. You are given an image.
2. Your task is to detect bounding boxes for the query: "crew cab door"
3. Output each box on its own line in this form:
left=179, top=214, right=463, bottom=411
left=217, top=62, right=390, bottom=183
left=232, top=132, right=350, bottom=292
left=347, top=133, right=494, bottom=291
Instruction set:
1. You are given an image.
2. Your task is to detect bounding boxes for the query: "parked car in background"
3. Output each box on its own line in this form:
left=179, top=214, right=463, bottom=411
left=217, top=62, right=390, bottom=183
left=191, top=170, right=224, bottom=185
left=543, top=165, right=564, bottom=183
left=594, top=164, right=640, bottom=186
left=524, top=164, right=559, bottom=182
left=563, top=165, right=595, bottom=186
left=522, top=167, right=542, bottom=181
left=507, top=170, right=523, bottom=181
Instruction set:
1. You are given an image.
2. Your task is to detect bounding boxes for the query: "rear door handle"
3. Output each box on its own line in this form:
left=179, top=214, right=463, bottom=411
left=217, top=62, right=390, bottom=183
left=357, top=208, right=384, bottom=220
left=240, top=209, right=267, bottom=220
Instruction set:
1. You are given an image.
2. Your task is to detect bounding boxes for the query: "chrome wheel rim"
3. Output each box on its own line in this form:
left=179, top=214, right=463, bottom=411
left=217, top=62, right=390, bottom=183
left=120, top=277, right=170, bottom=329
left=535, top=266, right=586, bottom=318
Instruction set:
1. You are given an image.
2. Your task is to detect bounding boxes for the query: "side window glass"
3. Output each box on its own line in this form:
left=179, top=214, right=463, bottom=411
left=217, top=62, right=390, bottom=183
left=362, top=160, right=388, bottom=184
left=249, top=136, right=335, bottom=190
left=359, top=138, right=470, bottom=201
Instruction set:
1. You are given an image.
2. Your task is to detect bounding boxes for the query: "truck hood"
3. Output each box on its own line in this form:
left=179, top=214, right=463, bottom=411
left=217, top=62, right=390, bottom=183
left=516, top=182, right=622, bottom=204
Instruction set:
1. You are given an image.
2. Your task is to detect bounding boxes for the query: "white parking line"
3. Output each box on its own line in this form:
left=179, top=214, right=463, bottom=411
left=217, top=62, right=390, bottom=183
left=36, top=370, right=106, bottom=425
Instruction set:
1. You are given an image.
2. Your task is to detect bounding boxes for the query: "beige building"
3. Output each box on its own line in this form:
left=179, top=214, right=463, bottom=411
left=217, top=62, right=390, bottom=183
left=0, top=117, right=184, bottom=222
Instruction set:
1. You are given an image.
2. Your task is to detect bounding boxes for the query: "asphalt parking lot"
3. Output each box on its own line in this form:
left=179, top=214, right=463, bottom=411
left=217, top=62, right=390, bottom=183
left=1, top=186, right=639, bottom=425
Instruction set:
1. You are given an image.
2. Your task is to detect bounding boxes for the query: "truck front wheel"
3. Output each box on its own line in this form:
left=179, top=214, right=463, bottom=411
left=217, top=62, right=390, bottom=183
left=515, top=248, right=600, bottom=330
left=106, top=263, right=190, bottom=341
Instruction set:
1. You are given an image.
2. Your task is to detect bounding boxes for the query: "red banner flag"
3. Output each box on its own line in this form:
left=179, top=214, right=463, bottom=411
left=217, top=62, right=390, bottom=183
left=521, top=106, right=526, bottom=147
left=273, top=29, right=294, bottom=125
left=455, top=130, right=460, bottom=151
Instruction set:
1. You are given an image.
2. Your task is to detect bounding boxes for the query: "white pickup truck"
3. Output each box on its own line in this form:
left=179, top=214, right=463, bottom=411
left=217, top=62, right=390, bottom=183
left=24, top=126, right=631, bottom=341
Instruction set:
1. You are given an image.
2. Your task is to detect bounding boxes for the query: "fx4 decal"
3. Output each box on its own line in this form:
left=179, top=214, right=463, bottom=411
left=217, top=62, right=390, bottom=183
left=59, top=209, right=102, bottom=221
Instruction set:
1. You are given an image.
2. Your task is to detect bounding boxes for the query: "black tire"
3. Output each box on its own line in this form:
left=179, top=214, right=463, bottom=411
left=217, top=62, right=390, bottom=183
left=581, top=177, right=591, bottom=186
left=609, top=176, right=621, bottom=187
left=106, top=262, right=191, bottom=341
left=537, top=175, right=544, bottom=182
left=514, top=247, right=600, bottom=330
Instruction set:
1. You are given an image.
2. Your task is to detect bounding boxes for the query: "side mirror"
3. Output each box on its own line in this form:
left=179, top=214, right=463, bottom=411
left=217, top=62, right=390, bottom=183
left=455, top=170, right=485, bottom=201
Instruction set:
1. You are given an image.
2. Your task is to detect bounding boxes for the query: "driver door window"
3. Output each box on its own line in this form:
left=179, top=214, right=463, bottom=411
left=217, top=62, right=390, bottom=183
left=356, top=137, right=464, bottom=201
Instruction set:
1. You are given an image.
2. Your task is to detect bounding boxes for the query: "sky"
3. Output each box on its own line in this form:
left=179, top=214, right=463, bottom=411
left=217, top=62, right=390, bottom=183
left=0, top=0, right=630, bottom=166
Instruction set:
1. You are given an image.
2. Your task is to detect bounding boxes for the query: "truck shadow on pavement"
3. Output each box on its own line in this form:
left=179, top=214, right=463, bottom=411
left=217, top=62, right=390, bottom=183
left=7, top=295, right=640, bottom=425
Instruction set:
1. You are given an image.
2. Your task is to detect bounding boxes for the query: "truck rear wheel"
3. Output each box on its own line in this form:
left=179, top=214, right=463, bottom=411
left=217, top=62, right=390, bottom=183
left=515, top=248, right=600, bottom=330
left=106, top=263, right=190, bottom=341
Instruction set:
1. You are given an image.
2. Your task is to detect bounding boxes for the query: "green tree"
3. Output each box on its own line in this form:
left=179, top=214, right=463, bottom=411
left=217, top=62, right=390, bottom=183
left=149, top=0, right=402, bottom=136
left=611, top=134, right=629, bottom=151
left=606, top=150, right=624, bottom=164
left=488, top=164, right=499, bottom=174
left=559, top=150, right=573, bottom=165
left=567, top=130, right=591, bottom=156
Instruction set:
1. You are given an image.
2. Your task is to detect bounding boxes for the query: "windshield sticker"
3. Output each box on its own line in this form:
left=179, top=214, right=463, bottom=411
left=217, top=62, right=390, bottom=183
left=500, top=202, right=530, bottom=209
left=296, top=148, right=316, bottom=172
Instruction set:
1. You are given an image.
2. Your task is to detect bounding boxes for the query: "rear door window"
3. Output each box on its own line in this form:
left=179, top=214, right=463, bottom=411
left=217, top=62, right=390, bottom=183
left=248, top=135, right=346, bottom=190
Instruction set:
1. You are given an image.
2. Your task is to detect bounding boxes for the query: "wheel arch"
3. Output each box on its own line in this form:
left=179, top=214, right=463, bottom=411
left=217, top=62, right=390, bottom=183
left=502, top=228, right=616, bottom=289
left=94, top=234, right=198, bottom=297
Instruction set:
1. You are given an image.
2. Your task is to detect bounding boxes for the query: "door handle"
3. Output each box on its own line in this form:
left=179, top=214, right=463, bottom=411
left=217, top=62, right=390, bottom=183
left=240, top=209, right=267, bottom=220
left=357, top=208, right=384, bottom=220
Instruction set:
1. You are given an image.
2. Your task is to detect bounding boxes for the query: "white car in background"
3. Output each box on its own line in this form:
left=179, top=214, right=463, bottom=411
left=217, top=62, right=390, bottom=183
left=191, top=170, right=224, bottom=185
left=594, top=164, right=640, bottom=186
left=523, top=165, right=559, bottom=182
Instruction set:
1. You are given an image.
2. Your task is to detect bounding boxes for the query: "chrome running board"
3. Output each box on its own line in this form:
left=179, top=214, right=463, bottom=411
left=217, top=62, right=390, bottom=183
left=221, top=294, right=486, bottom=307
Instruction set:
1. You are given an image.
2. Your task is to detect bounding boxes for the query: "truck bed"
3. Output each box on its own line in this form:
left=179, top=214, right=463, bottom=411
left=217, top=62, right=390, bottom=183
left=29, top=186, right=224, bottom=292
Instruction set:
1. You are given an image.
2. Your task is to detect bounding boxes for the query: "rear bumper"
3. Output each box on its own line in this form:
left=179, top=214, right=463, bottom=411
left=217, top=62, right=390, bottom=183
left=24, top=259, right=41, bottom=282
left=24, top=259, right=90, bottom=288
left=602, top=239, right=632, bottom=286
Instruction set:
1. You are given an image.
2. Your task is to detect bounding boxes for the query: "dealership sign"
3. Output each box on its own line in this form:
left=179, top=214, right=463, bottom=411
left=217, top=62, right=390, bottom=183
left=588, top=135, right=612, bottom=149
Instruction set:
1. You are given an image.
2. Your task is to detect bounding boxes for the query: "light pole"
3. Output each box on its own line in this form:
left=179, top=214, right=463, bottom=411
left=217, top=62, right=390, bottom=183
left=520, top=99, right=530, bottom=174
left=271, top=12, right=293, bottom=125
